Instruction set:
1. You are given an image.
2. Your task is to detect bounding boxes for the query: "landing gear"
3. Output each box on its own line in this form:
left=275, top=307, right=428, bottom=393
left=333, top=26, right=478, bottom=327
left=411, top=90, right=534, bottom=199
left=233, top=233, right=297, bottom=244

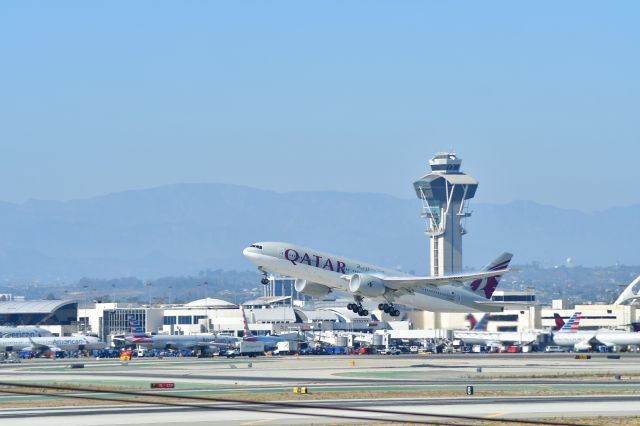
left=378, top=303, right=400, bottom=317
left=347, top=303, right=369, bottom=317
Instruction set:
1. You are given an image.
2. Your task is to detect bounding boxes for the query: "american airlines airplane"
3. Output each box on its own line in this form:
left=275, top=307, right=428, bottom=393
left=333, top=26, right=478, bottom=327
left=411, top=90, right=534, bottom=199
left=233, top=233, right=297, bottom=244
left=243, top=242, right=515, bottom=316
left=124, top=316, right=237, bottom=350
left=0, top=326, right=52, bottom=338
left=0, top=335, right=105, bottom=354
left=553, top=312, right=640, bottom=351
left=240, top=307, right=285, bottom=350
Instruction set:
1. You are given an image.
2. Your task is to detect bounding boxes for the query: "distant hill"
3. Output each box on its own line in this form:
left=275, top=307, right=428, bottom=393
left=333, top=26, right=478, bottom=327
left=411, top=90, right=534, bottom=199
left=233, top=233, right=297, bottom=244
left=0, top=183, right=637, bottom=281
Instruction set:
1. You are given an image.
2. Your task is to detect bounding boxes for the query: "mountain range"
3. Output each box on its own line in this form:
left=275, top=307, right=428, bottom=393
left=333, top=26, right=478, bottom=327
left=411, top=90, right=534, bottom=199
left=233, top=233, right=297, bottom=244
left=0, top=183, right=638, bottom=281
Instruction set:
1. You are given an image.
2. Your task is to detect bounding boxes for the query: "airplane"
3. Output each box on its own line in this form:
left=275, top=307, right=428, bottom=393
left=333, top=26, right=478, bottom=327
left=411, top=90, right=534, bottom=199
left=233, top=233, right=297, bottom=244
left=243, top=242, right=516, bottom=316
left=552, top=313, right=566, bottom=331
left=554, top=311, right=640, bottom=350
left=240, top=307, right=285, bottom=351
left=0, top=326, right=52, bottom=338
left=453, top=313, right=542, bottom=347
left=124, top=316, right=237, bottom=351
left=552, top=312, right=596, bottom=351
left=466, top=314, right=490, bottom=331
left=0, top=335, right=105, bottom=355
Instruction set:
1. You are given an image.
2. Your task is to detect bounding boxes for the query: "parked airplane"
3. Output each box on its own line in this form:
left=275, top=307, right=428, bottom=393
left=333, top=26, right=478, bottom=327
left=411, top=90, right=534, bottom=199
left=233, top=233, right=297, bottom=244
left=240, top=307, right=285, bottom=351
left=466, top=314, right=490, bottom=331
left=0, top=335, right=105, bottom=355
left=554, top=311, right=640, bottom=350
left=124, top=316, right=237, bottom=350
left=0, top=326, right=52, bottom=338
left=243, top=242, right=515, bottom=316
left=552, top=313, right=566, bottom=331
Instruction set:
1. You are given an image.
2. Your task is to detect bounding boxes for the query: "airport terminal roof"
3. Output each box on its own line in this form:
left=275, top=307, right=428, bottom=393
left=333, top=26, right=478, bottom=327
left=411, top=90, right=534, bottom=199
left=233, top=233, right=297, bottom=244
left=243, top=296, right=291, bottom=307
left=0, top=299, right=76, bottom=314
left=247, top=307, right=297, bottom=323
left=183, top=298, right=237, bottom=308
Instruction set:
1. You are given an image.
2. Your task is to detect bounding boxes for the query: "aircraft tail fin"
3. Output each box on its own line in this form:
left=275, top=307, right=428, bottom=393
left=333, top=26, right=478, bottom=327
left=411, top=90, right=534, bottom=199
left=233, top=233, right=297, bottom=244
left=468, top=252, right=513, bottom=299
left=239, top=307, right=255, bottom=340
left=466, top=313, right=478, bottom=330
left=128, top=315, right=148, bottom=337
left=473, top=314, right=490, bottom=331
left=553, top=313, right=565, bottom=331
left=559, top=312, right=581, bottom=332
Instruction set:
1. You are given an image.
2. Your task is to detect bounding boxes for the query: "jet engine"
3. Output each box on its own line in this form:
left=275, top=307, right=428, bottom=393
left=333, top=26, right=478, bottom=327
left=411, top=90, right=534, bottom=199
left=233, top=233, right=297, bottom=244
left=349, top=274, right=386, bottom=297
left=294, top=279, right=331, bottom=297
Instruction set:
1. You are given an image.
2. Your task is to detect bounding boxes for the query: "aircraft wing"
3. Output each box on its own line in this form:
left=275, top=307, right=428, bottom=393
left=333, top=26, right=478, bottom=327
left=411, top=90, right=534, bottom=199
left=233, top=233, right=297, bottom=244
left=474, top=301, right=533, bottom=307
left=27, top=338, right=59, bottom=352
left=379, top=269, right=514, bottom=290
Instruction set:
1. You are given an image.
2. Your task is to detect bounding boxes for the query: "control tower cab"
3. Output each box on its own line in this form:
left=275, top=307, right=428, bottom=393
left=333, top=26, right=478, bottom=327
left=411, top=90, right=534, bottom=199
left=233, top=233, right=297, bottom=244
left=413, top=153, right=478, bottom=276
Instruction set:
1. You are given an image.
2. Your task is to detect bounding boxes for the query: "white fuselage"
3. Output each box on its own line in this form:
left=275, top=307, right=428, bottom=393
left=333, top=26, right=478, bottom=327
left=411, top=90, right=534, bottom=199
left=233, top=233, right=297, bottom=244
left=0, top=326, right=52, bottom=338
left=0, top=336, right=105, bottom=352
left=553, top=329, right=640, bottom=349
left=552, top=331, right=596, bottom=347
left=243, top=242, right=502, bottom=313
left=126, top=334, right=238, bottom=350
left=454, top=330, right=542, bottom=346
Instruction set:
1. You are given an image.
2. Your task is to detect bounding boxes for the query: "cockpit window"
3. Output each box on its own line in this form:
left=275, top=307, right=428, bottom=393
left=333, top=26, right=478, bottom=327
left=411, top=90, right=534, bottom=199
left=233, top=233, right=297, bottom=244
left=250, top=244, right=263, bottom=249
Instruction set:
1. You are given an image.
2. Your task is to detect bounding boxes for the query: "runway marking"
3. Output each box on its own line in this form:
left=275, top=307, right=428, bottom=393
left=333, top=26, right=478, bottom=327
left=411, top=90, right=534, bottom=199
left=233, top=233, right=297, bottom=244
left=240, top=419, right=273, bottom=426
left=484, top=412, right=509, bottom=418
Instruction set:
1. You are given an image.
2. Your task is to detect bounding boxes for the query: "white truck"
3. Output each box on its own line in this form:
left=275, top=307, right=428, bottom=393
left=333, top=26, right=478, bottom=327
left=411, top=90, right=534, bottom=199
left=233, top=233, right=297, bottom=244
left=274, top=341, right=298, bottom=355
left=225, top=341, right=265, bottom=358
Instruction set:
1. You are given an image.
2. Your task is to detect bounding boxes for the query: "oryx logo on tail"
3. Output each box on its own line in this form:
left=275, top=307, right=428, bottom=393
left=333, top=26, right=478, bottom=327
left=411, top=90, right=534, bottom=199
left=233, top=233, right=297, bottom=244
left=469, top=253, right=513, bottom=299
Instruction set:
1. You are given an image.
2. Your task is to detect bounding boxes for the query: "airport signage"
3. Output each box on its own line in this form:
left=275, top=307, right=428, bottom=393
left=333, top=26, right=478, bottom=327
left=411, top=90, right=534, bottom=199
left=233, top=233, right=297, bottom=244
left=150, top=383, right=175, bottom=389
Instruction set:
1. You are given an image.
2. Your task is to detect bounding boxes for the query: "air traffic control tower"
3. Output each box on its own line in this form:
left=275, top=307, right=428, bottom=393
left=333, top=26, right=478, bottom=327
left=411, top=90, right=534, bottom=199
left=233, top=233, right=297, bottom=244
left=413, top=153, right=478, bottom=276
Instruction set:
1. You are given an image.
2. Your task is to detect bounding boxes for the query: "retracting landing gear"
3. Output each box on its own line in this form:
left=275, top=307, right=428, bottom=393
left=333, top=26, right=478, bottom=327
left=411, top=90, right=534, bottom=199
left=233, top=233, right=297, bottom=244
left=260, top=270, right=269, bottom=286
left=378, top=303, right=400, bottom=317
left=347, top=303, right=369, bottom=317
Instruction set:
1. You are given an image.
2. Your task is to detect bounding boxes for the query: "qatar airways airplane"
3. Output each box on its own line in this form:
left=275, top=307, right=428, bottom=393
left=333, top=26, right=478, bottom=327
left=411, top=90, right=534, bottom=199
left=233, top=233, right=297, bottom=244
left=243, top=242, right=515, bottom=316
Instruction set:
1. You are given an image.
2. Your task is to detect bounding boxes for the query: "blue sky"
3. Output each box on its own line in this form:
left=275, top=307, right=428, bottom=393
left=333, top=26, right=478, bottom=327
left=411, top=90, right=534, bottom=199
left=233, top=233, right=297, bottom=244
left=1, top=2, right=638, bottom=210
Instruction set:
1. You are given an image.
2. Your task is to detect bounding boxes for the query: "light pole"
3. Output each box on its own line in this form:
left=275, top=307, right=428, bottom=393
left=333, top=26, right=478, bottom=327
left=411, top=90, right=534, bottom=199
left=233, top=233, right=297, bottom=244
left=145, top=281, right=152, bottom=305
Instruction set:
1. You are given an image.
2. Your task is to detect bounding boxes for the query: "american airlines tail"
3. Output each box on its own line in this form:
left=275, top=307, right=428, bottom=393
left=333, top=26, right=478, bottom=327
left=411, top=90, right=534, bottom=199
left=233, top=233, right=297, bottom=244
left=239, top=307, right=256, bottom=341
left=559, top=312, right=581, bottom=332
left=128, top=315, right=148, bottom=337
left=472, top=314, right=490, bottom=331
left=468, top=252, right=513, bottom=299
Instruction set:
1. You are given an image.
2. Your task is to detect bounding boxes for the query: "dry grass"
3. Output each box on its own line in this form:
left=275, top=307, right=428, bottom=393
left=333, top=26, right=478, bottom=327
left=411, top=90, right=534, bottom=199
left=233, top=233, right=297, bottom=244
left=0, top=386, right=638, bottom=408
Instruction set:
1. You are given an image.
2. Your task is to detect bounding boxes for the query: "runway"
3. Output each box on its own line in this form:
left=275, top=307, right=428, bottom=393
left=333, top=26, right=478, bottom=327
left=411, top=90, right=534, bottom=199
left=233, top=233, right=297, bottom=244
left=3, top=395, right=640, bottom=425
left=0, top=354, right=639, bottom=425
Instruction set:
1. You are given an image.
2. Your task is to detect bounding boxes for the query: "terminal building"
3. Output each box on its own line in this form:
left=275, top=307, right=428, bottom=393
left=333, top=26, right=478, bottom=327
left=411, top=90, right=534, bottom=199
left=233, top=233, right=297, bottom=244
left=0, top=299, right=79, bottom=336
left=1, top=153, right=639, bottom=348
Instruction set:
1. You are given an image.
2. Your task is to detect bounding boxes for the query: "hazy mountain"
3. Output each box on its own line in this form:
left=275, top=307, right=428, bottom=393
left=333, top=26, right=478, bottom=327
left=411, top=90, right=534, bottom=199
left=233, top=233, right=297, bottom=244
left=0, top=183, right=637, bottom=281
